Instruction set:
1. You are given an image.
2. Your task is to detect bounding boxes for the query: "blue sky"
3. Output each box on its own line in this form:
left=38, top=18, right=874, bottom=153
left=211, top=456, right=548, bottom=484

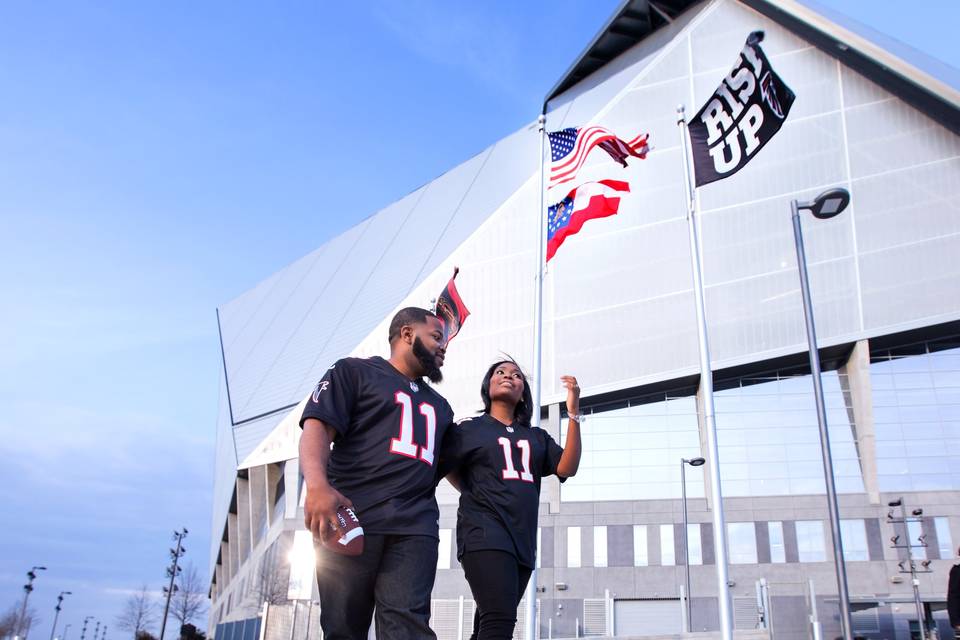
left=0, top=1, right=957, bottom=638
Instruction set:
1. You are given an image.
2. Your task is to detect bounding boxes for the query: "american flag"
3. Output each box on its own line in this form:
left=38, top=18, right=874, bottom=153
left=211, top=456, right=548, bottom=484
left=548, top=127, right=649, bottom=189
left=547, top=180, right=630, bottom=261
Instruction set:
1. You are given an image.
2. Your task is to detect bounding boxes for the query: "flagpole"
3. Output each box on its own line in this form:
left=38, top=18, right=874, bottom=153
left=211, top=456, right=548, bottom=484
left=522, top=110, right=548, bottom=640
left=676, top=104, right=733, bottom=640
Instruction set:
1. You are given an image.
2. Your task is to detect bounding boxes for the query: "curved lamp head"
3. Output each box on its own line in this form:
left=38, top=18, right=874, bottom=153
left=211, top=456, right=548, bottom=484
left=804, top=188, right=850, bottom=220
left=686, top=457, right=706, bottom=467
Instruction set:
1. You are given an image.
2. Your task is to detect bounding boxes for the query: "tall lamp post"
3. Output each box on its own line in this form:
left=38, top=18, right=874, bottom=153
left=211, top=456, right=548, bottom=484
left=791, top=188, right=853, bottom=640
left=888, top=498, right=931, bottom=638
left=681, top=457, right=706, bottom=632
left=62, top=624, right=72, bottom=640
left=18, top=566, right=48, bottom=639
left=160, top=528, right=188, bottom=640
left=80, top=617, right=93, bottom=640
left=49, top=592, right=73, bottom=640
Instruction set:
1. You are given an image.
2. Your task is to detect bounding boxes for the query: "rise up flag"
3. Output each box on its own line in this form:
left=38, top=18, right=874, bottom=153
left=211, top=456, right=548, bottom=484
left=548, top=126, right=649, bottom=189
left=546, top=180, right=630, bottom=261
left=434, top=267, right=470, bottom=346
left=688, top=31, right=795, bottom=187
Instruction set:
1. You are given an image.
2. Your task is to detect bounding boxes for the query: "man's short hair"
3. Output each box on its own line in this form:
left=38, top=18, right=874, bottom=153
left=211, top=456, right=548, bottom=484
left=388, top=307, right=437, bottom=344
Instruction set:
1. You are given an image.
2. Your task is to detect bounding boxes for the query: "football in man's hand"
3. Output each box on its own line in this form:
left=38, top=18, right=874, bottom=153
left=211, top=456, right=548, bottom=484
left=323, top=506, right=364, bottom=556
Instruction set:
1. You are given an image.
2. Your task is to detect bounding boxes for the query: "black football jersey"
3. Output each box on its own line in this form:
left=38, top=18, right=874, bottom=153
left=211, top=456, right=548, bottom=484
left=438, top=414, right=565, bottom=568
left=299, top=356, right=455, bottom=538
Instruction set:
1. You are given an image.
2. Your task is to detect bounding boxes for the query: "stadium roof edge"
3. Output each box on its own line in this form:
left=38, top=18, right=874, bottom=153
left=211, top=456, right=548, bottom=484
left=544, top=0, right=960, bottom=135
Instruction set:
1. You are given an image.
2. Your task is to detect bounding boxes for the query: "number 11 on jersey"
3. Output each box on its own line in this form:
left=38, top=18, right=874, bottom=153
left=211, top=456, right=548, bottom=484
left=390, top=391, right=437, bottom=465
left=497, top=437, right=533, bottom=482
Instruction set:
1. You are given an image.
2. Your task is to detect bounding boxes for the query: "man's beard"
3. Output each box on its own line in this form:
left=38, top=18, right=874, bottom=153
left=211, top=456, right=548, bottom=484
left=412, top=336, right=443, bottom=383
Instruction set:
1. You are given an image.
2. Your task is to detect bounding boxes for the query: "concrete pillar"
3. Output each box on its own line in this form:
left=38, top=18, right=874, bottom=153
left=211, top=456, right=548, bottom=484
left=249, top=465, right=268, bottom=548
left=221, top=539, right=232, bottom=585
left=237, top=476, right=252, bottom=563
left=265, top=463, right=284, bottom=526
left=227, top=512, right=240, bottom=579
left=695, top=381, right=715, bottom=511
left=838, top=339, right=880, bottom=504
left=543, top=402, right=563, bottom=513
left=285, top=458, right=301, bottom=520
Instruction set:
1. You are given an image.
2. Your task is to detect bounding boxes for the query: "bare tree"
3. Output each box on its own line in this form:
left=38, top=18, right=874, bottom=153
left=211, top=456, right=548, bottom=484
left=0, top=604, right=20, bottom=639
left=169, top=563, right=207, bottom=629
left=116, top=586, right=158, bottom=638
left=255, top=551, right=289, bottom=606
left=0, top=604, right=40, bottom=639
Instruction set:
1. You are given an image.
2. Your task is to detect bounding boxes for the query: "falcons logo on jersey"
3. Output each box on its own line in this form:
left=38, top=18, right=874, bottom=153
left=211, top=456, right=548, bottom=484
left=760, top=71, right=786, bottom=119
left=312, top=380, right=330, bottom=403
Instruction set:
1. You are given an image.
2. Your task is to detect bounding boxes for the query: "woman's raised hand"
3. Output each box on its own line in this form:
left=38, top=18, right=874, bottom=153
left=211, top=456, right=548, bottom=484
left=561, top=375, right=580, bottom=415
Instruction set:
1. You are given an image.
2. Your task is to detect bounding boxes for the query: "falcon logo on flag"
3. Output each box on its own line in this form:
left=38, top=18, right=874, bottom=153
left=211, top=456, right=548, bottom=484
left=687, top=31, right=795, bottom=186
left=548, top=127, right=648, bottom=190
left=434, top=268, right=470, bottom=346
left=547, top=180, right=630, bottom=261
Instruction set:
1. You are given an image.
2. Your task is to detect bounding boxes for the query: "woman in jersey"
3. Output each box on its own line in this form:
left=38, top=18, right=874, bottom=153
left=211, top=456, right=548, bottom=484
left=439, top=359, right=582, bottom=640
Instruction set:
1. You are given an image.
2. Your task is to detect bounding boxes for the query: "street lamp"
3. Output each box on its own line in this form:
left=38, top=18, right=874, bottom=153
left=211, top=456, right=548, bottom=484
left=791, top=188, right=853, bottom=640
left=49, top=592, right=73, bottom=640
left=62, top=624, right=72, bottom=640
left=160, top=528, right=188, bottom=640
left=889, top=498, right=930, bottom=638
left=80, top=617, right=93, bottom=640
left=681, top=457, right=706, bottom=631
left=18, top=566, right=47, bottom=639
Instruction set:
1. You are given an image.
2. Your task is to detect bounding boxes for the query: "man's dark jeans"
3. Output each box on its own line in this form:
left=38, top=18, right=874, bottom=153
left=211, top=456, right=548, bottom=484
left=316, top=534, right=439, bottom=640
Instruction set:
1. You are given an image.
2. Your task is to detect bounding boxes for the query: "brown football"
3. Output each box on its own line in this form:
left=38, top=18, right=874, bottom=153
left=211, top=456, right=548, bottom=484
left=322, top=506, right=364, bottom=556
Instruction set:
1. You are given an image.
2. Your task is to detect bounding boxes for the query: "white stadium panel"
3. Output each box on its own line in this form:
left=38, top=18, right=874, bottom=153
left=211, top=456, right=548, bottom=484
left=860, top=234, right=960, bottom=330
left=407, top=123, right=540, bottom=285
left=233, top=413, right=286, bottom=464
left=219, top=241, right=336, bottom=390
left=844, top=92, right=960, bottom=180
left=690, top=0, right=809, bottom=78
left=852, top=157, right=960, bottom=254
left=218, top=219, right=372, bottom=420
left=547, top=2, right=708, bottom=126
left=231, top=187, right=426, bottom=420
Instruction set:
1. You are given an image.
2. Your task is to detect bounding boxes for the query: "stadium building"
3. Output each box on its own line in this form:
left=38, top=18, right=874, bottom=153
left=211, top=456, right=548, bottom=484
left=208, top=0, right=960, bottom=638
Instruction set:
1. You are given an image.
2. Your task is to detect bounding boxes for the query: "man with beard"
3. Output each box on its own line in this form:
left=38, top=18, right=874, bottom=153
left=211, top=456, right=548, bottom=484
left=300, top=307, right=455, bottom=640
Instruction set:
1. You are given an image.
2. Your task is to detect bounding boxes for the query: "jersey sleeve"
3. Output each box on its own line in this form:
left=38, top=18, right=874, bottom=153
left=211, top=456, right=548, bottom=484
left=539, top=428, right=567, bottom=482
left=435, top=418, right=472, bottom=480
left=299, top=359, right=357, bottom=438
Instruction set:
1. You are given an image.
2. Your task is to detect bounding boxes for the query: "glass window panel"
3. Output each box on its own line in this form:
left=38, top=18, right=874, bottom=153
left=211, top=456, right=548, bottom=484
left=727, top=522, right=757, bottom=564
left=661, top=524, right=675, bottom=566
left=840, top=520, right=869, bottom=561
left=935, top=517, right=953, bottom=559
left=768, top=522, right=786, bottom=563
left=567, top=527, right=582, bottom=568
left=907, top=520, right=926, bottom=561
left=633, top=525, right=648, bottom=567
left=687, top=523, right=703, bottom=565
left=594, top=526, right=608, bottom=568
left=796, top=521, right=826, bottom=562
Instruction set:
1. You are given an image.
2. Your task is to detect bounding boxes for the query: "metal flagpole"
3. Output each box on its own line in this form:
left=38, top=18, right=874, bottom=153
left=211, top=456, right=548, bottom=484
left=523, top=110, right=549, bottom=640
left=676, top=105, right=733, bottom=640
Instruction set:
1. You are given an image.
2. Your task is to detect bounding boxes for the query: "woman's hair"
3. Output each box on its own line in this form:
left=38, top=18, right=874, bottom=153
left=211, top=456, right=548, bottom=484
left=480, top=357, right=533, bottom=426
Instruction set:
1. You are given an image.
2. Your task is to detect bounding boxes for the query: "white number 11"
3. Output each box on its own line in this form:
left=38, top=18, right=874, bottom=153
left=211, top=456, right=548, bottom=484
left=497, top=437, right=533, bottom=483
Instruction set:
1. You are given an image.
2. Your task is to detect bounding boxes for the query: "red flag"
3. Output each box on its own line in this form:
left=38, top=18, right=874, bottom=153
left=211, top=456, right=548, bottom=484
left=547, top=180, right=630, bottom=261
left=434, top=267, right=470, bottom=345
